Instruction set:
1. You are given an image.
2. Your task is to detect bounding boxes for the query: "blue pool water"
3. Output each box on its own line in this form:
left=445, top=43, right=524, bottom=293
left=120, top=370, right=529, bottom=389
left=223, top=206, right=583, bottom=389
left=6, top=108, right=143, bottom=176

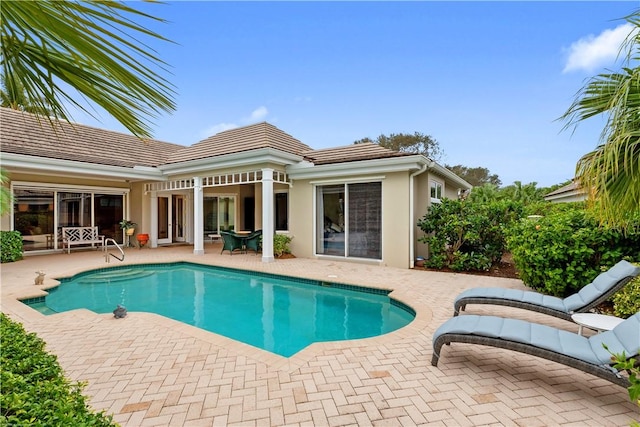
left=25, top=263, right=415, bottom=357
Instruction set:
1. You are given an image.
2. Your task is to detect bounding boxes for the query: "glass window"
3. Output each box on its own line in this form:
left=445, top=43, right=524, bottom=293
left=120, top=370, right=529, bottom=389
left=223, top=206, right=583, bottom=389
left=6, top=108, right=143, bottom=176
left=13, top=188, right=55, bottom=251
left=275, top=192, right=288, bottom=231
left=316, top=182, right=381, bottom=260
left=317, top=185, right=345, bottom=256
left=348, top=182, right=381, bottom=259
left=58, top=192, right=91, bottom=228
left=430, top=181, right=443, bottom=202
left=13, top=187, right=125, bottom=250
left=95, top=194, right=123, bottom=243
left=203, top=196, right=236, bottom=238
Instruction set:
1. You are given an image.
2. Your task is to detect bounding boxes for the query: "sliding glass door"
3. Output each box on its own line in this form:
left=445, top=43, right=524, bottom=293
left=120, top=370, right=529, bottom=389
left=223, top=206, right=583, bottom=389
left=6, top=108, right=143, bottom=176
left=13, top=188, right=55, bottom=251
left=13, top=186, right=126, bottom=251
left=203, top=196, right=236, bottom=238
left=316, top=182, right=381, bottom=260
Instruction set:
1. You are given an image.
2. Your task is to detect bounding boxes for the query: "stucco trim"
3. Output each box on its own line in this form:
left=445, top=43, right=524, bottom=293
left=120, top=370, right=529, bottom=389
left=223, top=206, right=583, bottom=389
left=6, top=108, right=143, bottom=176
left=1, top=153, right=165, bottom=181
left=159, top=148, right=304, bottom=175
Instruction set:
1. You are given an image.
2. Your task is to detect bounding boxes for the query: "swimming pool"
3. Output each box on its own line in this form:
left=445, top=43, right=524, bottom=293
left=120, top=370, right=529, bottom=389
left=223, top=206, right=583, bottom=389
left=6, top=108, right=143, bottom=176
left=23, top=262, right=415, bottom=357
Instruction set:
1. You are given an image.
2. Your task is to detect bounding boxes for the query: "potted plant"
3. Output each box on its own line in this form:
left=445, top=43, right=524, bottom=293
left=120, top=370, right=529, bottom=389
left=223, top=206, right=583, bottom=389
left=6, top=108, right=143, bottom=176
left=136, top=233, right=149, bottom=247
left=118, top=219, right=136, bottom=236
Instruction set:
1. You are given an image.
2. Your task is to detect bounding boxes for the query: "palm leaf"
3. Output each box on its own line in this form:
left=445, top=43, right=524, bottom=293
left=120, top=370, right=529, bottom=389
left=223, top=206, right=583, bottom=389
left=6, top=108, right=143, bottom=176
left=560, top=10, right=640, bottom=232
left=0, top=1, right=176, bottom=139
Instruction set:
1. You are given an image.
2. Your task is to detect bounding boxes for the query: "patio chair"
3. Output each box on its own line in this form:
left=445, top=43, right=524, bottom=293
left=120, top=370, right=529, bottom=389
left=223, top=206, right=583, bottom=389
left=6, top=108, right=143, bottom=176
left=454, top=260, right=640, bottom=321
left=220, top=231, right=244, bottom=255
left=431, top=312, right=640, bottom=387
left=245, top=229, right=262, bottom=254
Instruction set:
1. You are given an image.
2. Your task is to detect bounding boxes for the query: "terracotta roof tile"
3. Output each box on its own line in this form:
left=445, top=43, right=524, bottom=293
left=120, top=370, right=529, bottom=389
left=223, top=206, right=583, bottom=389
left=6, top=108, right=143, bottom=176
left=0, top=107, right=183, bottom=168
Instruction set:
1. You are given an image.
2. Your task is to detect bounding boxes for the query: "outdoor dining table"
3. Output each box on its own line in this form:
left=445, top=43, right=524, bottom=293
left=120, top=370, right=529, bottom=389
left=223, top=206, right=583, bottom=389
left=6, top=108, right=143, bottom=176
left=234, top=231, right=251, bottom=252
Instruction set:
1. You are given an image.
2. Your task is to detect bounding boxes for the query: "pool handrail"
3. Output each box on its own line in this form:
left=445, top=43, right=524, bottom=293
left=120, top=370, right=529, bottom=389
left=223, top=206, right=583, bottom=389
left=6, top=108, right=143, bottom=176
left=104, top=238, right=125, bottom=262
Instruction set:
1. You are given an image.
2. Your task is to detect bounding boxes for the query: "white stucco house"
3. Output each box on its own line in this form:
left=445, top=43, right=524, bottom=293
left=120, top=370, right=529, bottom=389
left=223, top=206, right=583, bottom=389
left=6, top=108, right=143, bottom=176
left=0, top=107, right=471, bottom=268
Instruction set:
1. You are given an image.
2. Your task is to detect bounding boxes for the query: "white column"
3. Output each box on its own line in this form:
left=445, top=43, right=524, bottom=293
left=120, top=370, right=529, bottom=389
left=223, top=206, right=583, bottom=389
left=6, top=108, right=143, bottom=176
left=193, top=176, right=204, bottom=255
left=261, top=168, right=275, bottom=262
left=150, top=191, right=158, bottom=248
left=186, top=192, right=194, bottom=244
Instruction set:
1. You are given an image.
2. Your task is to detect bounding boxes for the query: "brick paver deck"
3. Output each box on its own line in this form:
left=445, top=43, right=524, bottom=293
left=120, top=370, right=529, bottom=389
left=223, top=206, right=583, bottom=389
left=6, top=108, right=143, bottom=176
left=2, top=245, right=637, bottom=426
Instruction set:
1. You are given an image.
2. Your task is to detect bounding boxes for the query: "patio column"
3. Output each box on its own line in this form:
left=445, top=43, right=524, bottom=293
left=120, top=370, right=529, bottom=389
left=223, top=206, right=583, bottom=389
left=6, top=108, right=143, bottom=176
left=193, top=176, right=204, bottom=255
left=261, top=168, right=275, bottom=263
left=150, top=191, right=158, bottom=248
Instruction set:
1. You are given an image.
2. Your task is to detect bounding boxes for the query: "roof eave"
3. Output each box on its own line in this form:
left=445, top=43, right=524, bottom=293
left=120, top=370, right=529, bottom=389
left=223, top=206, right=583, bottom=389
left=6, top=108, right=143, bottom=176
left=159, top=148, right=304, bottom=175
left=287, top=155, right=473, bottom=189
left=430, top=162, right=473, bottom=189
left=287, top=155, right=427, bottom=180
left=544, top=190, right=586, bottom=201
left=0, top=153, right=165, bottom=181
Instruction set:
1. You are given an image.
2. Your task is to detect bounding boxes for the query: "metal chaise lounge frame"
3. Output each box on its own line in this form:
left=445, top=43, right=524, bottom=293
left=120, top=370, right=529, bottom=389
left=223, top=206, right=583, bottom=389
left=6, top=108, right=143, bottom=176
left=431, top=312, right=640, bottom=387
left=454, top=260, right=640, bottom=321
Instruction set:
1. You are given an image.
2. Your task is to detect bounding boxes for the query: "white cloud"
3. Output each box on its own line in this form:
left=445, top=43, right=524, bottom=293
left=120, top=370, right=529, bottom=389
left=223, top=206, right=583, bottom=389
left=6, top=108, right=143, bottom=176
left=563, top=23, right=635, bottom=73
left=248, top=106, right=268, bottom=122
left=198, top=106, right=270, bottom=139
left=200, top=122, right=238, bottom=139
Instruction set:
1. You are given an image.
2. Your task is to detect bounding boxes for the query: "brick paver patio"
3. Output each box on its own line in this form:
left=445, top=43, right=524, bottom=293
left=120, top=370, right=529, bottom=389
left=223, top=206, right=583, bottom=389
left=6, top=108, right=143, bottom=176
left=2, top=245, right=638, bottom=426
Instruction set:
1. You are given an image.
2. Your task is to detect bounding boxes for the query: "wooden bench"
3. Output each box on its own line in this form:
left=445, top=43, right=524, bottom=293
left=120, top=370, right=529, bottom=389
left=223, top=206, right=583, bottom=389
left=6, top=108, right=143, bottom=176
left=62, top=226, right=105, bottom=254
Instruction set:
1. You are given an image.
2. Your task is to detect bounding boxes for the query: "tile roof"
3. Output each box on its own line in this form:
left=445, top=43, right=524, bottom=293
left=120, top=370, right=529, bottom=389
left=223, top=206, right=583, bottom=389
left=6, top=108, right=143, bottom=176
left=302, top=143, right=411, bottom=165
left=166, top=122, right=312, bottom=164
left=544, top=180, right=582, bottom=197
left=1, top=108, right=418, bottom=169
left=0, top=107, right=184, bottom=168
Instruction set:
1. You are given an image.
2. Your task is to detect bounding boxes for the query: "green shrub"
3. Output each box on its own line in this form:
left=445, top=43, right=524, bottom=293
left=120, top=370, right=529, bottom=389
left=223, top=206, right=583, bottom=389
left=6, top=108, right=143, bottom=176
left=606, top=346, right=640, bottom=418
left=613, top=267, right=640, bottom=318
left=0, top=231, right=23, bottom=263
left=417, top=199, right=523, bottom=272
left=506, top=207, right=640, bottom=297
left=273, top=234, right=292, bottom=257
left=0, top=313, right=117, bottom=426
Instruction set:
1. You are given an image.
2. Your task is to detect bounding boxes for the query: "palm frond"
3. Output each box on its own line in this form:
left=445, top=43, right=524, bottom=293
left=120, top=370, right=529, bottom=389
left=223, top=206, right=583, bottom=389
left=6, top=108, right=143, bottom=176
left=0, top=1, right=176, bottom=139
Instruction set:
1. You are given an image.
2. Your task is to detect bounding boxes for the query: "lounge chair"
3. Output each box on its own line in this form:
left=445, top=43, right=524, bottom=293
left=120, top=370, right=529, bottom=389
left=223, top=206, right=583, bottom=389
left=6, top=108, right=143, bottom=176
left=431, top=312, right=640, bottom=387
left=454, top=260, right=640, bottom=321
left=220, top=231, right=244, bottom=255
left=245, top=229, right=262, bottom=254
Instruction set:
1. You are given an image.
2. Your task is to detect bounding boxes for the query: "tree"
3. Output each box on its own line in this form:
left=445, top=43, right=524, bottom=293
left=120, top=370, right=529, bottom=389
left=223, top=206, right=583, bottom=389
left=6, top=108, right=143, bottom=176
left=560, top=9, right=640, bottom=231
left=468, top=183, right=501, bottom=203
left=1, top=1, right=176, bottom=139
left=354, top=132, right=443, bottom=161
left=445, top=164, right=502, bottom=187
left=500, top=181, right=545, bottom=204
left=0, top=72, right=50, bottom=114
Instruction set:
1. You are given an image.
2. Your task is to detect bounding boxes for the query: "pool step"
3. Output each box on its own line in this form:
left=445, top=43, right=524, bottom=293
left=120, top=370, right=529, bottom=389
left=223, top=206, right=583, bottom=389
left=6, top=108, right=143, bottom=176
left=28, top=302, right=59, bottom=315
left=77, top=269, right=155, bottom=284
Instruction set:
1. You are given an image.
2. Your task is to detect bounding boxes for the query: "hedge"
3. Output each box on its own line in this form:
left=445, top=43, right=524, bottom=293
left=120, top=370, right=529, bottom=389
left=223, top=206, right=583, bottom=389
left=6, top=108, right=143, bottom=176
left=0, top=313, right=117, bottom=426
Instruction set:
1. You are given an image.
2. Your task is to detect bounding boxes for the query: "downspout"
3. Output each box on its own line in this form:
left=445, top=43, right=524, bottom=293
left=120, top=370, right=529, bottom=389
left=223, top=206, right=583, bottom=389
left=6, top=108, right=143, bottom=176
left=409, top=160, right=432, bottom=268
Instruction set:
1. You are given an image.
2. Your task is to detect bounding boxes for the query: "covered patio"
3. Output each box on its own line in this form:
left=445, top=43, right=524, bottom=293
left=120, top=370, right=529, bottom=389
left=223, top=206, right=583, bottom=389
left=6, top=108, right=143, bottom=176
left=143, top=169, right=291, bottom=262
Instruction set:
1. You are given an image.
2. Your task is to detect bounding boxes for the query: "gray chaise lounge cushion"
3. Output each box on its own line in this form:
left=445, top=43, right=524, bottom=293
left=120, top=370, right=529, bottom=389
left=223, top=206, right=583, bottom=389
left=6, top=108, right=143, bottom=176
left=431, top=312, right=640, bottom=386
left=454, top=260, right=640, bottom=320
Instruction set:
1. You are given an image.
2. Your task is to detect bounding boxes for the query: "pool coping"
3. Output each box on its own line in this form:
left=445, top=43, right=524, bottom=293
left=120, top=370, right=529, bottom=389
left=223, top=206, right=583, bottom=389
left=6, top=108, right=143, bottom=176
left=8, top=259, right=432, bottom=372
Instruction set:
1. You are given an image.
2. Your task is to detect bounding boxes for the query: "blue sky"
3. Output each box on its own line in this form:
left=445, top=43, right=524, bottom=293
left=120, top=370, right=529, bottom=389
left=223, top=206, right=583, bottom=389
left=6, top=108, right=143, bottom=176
left=71, top=1, right=638, bottom=187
